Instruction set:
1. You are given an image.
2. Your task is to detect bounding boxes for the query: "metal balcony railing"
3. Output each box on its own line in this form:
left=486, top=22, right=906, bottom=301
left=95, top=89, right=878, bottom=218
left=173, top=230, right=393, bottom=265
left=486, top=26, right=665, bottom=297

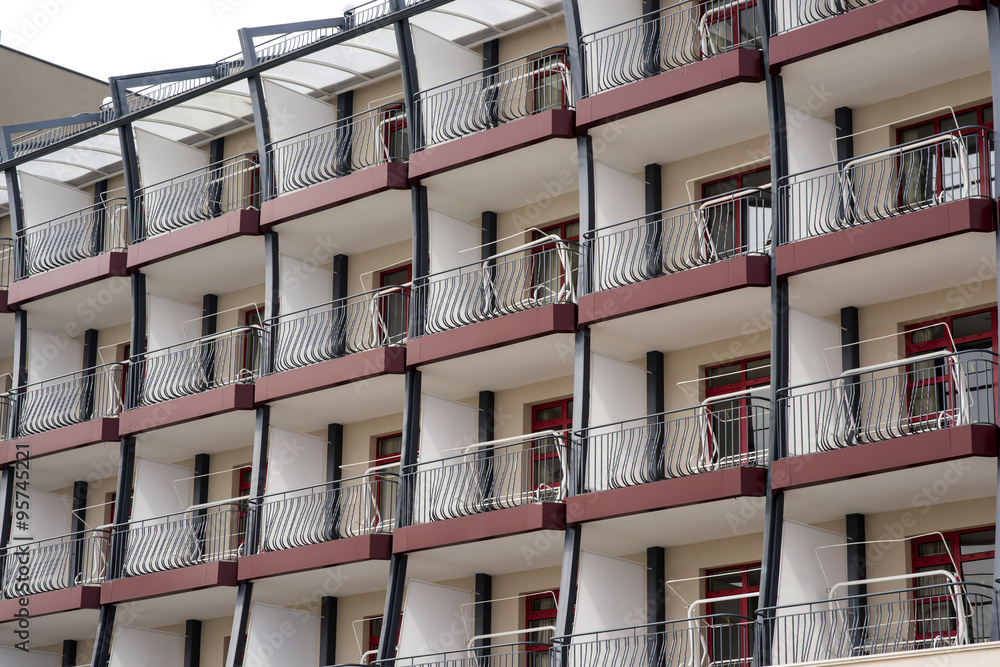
left=10, top=362, right=126, bottom=437
left=0, top=238, right=13, bottom=289
left=114, top=55, right=246, bottom=116
left=585, top=188, right=771, bottom=294
left=114, top=501, right=242, bottom=578
left=267, top=104, right=407, bottom=198
left=411, top=237, right=578, bottom=337
left=579, top=395, right=770, bottom=493
left=406, top=433, right=568, bottom=526
left=554, top=613, right=755, bottom=667
left=758, top=579, right=998, bottom=664
left=581, top=0, right=764, bottom=97
left=135, top=152, right=260, bottom=242
left=781, top=349, right=997, bottom=457
left=250, top=472, right=398, bottom=552
left=0, top=529, right=111, bottom=598
left=11, top=110, right=116, bottom=157
left=379, top=642, right=552, bottom=667
left=265, top=287, right=409, bottom=375
left=780, top=127, right=993, bottom=244
left=344, top=0, right=394, bottom=29
left=14, top=198, right=127, bottom=279
left=254, top=27, right=342, bottom=65
left=415, top=47, right=572, bottom=150
left=771, top=0, right=882, bottom=36
left=0, top=394, right=9, bottom=442
left=127, top=326, right=262, bottom=409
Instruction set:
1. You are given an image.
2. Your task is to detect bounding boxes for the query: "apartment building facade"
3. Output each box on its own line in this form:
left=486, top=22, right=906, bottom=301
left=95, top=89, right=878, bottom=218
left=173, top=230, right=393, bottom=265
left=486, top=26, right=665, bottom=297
left=0, top=1, right=998, bottom=666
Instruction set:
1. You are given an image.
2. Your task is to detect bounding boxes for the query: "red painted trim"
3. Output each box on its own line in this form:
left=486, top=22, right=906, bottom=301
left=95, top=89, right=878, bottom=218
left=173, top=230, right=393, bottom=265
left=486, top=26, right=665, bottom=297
left=237, top=534, right=392, bottom=581
left=254, top=346, right=406, bottom=404
left=392, top=503, right=566, bottom=554
left=118, top=384, right=255, bottom=436
left=406, top=303, right=577, bottom=368
left=0, top=290, right=10, bottom=314
left=768, top=0, right=985, bottom=72
left=260, top=162, right=409, bottom=229
left=127, top=209, right=260, bottom=270
left=408, top=109, right=577, bottom=182
left=776, top=198, right=995, bottom=278
left=100, top=561, right=238, bottom=605
left=7, top=252, right=128, bottom=307
left=575, top=49, right=764, bottom=132
left=0, top=417, right=118, bottom=465
left=578, top=255, right=770, bottom=326
left=565, top=467, right=766, bottom=525
left=771, top=424, right=998, bottom=491
left=0, top=585, right=101, bottom=622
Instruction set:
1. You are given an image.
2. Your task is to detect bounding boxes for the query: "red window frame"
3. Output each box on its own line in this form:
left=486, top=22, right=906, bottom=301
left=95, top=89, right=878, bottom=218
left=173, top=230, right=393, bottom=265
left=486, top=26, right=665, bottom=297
left=704, top=355, right=770, bottom=464
left=383, top=104, right=408, bottom=162
left=705, top=563, right=759, bottom=667
left=903, top=308, right=997, bottom=426
left=236, top=465, right=253, bottom=546
left=242, top=307, right=264, bottom=374
left=910, top=527, right=995, bottom=644
left=701, top=165, right=771, bottom=258
left=530, top=48, right=570, bottom=113
left=531, top=220, right=579, bottom=300
left=531, top=399, right=572, bottom=494
left=524, top=590, right=559, bottom=664
left=380, top=264, right=411, bottom=345
left=896, top=104, right=994, bottom=206
left=374, top=433, right=403, bottom=525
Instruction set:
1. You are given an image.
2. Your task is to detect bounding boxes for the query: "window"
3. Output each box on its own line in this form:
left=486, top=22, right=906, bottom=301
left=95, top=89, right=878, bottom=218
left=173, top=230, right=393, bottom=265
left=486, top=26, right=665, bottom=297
left=705, top=356, right=770, bottom=467
left=531, top=399, right=572, bottom=498
left=380, top=265, right=411, bottom=345
left=243, top=307, right=264, bottom=375
left=904, top=309, right=997, bottom=427
left=525, top=591, right=558, bottom=667
left=897, top=104, right=993, bottom=208
left=911, top=527, right=995, bottom=644
left=375, top=433, right=403, bottom=524
left=702, top=166, right=772, bottom=260
left=383, top=104, right=409, bottom=163
left=701, top=1, right=761, bottom=56
left=236, top=465, right=253, bottom=546
left=530, top=48, right=569, bottom=114
left=706, top=564, right=759, bottom=667
left=367, top=616, right=382, bottom=665
left=531, top=220, right=578, bottom=304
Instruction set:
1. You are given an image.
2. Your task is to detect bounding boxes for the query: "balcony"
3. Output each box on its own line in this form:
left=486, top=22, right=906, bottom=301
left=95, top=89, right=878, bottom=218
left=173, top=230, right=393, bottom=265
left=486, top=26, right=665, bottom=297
left=7, top=199, right=128, bottom=307
left=119, top=326, right=259, bottom=435
left=238, top=472, right=396, bottom=580
left=774, top=349, right=998, bottom=490
left=408, top=47, right=576, bottom=181
left=568, top=397, right=769, bottom=524
left=407, top=239, right=578, bottom=367
left=580, top=189, right=771, bottom=326
left=260, top=103, right=409, bottom=226
left=555, top=613, right=754, bottom=667
left=576, top=0, right=765, bottom=131
left=255, top=287, right=407, bottom=404
left=393, top=433, right=566, bottom=554
left=758, top=579, right=998, bottom=664
left=0, top=362, right=124, bottom=463
left=129, top=152, right=261, bottom=268
left=101, top=500, right=240, bottom=604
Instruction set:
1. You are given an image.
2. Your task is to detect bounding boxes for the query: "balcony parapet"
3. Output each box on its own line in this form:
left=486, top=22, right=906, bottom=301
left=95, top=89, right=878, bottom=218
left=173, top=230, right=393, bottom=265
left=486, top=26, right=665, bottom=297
left=0, top=528, right=110, bottom=598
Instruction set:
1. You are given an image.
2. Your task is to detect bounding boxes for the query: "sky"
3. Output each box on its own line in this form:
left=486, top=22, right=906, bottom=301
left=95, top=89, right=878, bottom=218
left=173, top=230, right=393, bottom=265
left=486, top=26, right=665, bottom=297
left=2, top=0, right=359, bottom=82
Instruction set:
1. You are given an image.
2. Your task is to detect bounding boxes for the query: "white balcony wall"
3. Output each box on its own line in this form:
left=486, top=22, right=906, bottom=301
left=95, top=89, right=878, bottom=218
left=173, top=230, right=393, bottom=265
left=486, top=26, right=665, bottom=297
left=276, top=255, right=332, bottom=370
left=573, top=551, right=645, bottom=642
left=263, top=79, right=335, bottom=142
left=578, top=0, right=643, bottom=96
left=785, top=105, right=838, bottom=242
left=398, top=580, right=475, bottom=659
left=788, top=308, right=843, bottom=456
left=411, top=25, right=481, bottom=147
left=131, top=458, right=191, bottom=521
left=19, top=172, right=91, bottom=227
left=773, top=521, right=848, bottom=662
left=124, top=458, right=193, bottom=576
left=10, top=490, right=70, bottom=542
left=578, top=0, right=641, bottom=35
left=148, top=294, right=201, bottom=349
left=27, top=330, right=82, bottom=384
left=415, top=393, right=478, bottom=523
left=593, top=161, right=645, bottom=291
left=260, top=427, right=331, bottom=549
left=426, top=210, right=480, bottom=334
left=135, top=127, right=208, bottom=189
left=0, top=647, right=58, bottom=667
left=587, top=354, right=645, bottom=492
left=23, top=330, right=85, bottom=434
left=145, top=294, right=203, bottom=400
left=244, top=603, right=320, bottom=667
left=279, top=255, right=332, bottom=313
left=108, top=626, right=183, bottom=667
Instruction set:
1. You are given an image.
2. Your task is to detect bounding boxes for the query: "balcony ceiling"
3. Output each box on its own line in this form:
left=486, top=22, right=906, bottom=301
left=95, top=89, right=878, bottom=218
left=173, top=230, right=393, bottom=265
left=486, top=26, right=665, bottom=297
left=13, top=129, right=123, bottom=191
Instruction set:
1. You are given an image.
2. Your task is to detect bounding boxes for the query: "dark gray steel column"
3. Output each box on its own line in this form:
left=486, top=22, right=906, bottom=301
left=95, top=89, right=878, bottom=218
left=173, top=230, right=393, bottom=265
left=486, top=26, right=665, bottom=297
left=68, top=481, right=88, bottom=587
left=474, top=573, right=492, bottom=663
left=641, top=0, right=662, bottom=79
left=571, top=330, right=591, bottom=496
left=333, top=254, right=348, bottom=355
left=208, top=137, right=225, bottom=218
left=846, top=514, right=868, bottom=651
left=0, top=469, right=13, bottom=589
left=201, top=294, right=218, bottom=386
left=646, top=546, right=666, bottom=667
left=227, top=582, right=254, bottom=667
left=841, top=306, right=861, bottom=442
left=482, top=211, right=498, bottom=313
left=127, top=273, right=147, bottom=409
left=92, top=179, right=108, bottom=257
left=328, top=423, right=344, bottom=539
left=320, top=596, right=337, bottom=666
left=483, top=39, right=500, bottom=128
left=185, top=619, right=202, bottom=667
left=561, top=0, right=587, bottom=99
left=399, top=371, right=421, bottom=528
left=834, top=107, right=854, bottom=163
left=193, top=453, right=210, bottom=553
left=107, top=437, right=136, bottom=580
left=0, top=132, right=25, bottom=281
left=554, top=525, right=582, bottom=650
left=244, top=407, right=271, bottom=555
left=109, top=77, right=143, bottom=244
left=237, top=29, right=274, bottom=202
left=646, top=351, right=665, bottom=482
left=336, top=91, right=354, bottom=176
left=477, top=391, right=496, bottom=504
left=62, top=640, right=78, bottom=667
left=757, top=2, right=789, bottom=663
left=377, top=555, right=408, bottom=664
left=91, top=605, right=117, bottom=667
left=645, top=163, right=663, bottom=278
left=82, top=328, right=99, bottom=421
left=263, top=232, right=280, bottom=374
left=410, top=186, right=429, bottom=339
left=9, top=310, right=27, bottom=440
left=391, top=1, right=422, bottom=153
